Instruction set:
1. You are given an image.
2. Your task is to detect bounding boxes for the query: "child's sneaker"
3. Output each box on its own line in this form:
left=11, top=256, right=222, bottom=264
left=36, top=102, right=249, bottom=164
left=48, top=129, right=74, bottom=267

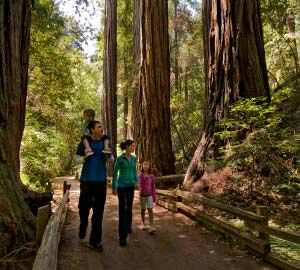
left=149, top=226, right=156, bottom=233
left=141, top=224, right=147, bottom=230
left=85, top=149, right=94, bottom=157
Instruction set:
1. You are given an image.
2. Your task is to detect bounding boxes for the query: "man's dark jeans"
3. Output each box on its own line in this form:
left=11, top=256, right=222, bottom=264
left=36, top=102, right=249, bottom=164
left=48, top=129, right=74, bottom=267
left=117, top=186, right=135, bottom=241
left=78, top=181, right=107, bottom=245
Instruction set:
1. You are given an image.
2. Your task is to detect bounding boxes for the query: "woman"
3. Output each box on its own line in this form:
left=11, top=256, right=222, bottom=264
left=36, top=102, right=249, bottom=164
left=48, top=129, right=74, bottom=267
left=112, top=139, right=138, bottom=247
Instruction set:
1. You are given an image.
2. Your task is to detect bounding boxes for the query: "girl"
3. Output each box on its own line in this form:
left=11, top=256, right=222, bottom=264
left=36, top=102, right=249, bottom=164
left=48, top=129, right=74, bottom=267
left=112, top=139, right=139, bottom=247
left=138, top=161, right=156, bottom=233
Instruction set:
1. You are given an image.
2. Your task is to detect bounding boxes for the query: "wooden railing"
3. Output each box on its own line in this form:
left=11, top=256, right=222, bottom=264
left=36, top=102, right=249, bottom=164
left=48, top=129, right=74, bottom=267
left=156, top=188, right=300, bottom=270
left=155, top=174, right=185, bottom=188
left=32, top=184, right=70, bottom=270
left=107, top=174, right=185, bottom=189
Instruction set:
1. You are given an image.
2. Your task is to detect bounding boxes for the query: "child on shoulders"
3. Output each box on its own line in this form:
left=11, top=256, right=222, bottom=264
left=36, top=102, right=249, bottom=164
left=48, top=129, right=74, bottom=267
left=81, top=109, right=112, bottom=157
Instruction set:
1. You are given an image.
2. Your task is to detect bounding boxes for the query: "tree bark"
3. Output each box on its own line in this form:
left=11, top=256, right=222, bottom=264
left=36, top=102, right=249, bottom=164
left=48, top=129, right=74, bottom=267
left=0, top=0, right=36, bottom=255
left=173, top=0, right=179, bottom=92
left=184, top=66, right=188, bottom=101
left=102, top=0, right=117, bottom=158
left=184, top=0, right=270, bottom=188
left=123, top=88, right=129, bottom=140
left=286, top=1, right=299, bottom=76
left=136, top=0, right=175, bottom=175
left=128, top=0, right=141, bottom=140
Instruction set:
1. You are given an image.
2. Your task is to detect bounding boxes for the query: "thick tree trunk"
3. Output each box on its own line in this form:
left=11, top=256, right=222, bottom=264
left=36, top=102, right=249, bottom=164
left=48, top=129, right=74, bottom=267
left=119, top=0, right=134, bottom=141
left=102, top=0, right=117, bottom=158
left=286, top=2, right=299, bottom=76
left=173, top=0, right=179, bottom=92
left=136, top=0, right=175, bottom=175
left=128, top=0, right=141, bottom=140
left=0, top=0, right=36, bottom=255
left=184, top=0, right=270, bottom=188
left=184, top=66, right=188, bottom=101
left=123, top=88, right=129, bottom=140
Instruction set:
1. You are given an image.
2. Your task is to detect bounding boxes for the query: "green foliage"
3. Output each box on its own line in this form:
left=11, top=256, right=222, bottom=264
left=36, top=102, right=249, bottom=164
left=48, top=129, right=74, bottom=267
left=261, top=0, right=300, bottom=90
left=171, top=89, right=203, bottom=162
left=169, top=1, right=204, bottom=165
left=271, top=237, right=300, bottom=264
left=215, top=97, right=279, bottom=141
left=211, top=84, right=300, bottom=233
left=21, top=0, right=101, bottom=190
left=116, top=0, right=134, bottom=140
left=21, top=128, right=71, bottom=189
left=214, top=93, right=300, bottom=191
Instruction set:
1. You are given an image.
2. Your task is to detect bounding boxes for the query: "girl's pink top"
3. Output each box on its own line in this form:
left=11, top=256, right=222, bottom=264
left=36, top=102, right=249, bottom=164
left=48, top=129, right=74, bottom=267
left=138, top=173, right=156, bottom=201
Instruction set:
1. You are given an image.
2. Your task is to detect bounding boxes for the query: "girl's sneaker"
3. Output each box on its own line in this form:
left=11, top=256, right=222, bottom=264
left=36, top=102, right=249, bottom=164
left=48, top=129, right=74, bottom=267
left=149, top=226, right=156, bottom=233
left=141, top=224, right=147, bottom=230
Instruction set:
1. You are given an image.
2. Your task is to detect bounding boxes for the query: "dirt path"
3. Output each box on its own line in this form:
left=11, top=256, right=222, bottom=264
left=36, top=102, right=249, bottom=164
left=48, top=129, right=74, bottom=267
left=55, top=177, right=277, bottom=270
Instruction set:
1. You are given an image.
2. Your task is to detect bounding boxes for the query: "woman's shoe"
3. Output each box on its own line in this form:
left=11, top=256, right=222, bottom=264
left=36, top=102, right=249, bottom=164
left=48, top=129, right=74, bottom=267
left=120, top=239, right=126, bottom=247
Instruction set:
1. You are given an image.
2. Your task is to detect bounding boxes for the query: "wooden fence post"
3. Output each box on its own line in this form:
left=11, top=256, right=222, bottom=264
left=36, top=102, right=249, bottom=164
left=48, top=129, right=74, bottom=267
left=63, top=181, right=67, bottom=195
left=175, top=185, right=182, bottom=202
left=36, top=205, right=50, bottom=244
left=256, top=206, right=270, bottom=251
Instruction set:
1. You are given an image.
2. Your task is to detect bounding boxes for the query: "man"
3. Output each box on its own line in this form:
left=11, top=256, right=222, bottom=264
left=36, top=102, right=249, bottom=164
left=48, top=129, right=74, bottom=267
left=75, top=120, right=110, bottom=252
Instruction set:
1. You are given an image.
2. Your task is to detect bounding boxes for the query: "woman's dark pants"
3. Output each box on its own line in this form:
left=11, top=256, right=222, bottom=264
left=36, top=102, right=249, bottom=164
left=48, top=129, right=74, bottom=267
left=117, top=186, right=135, bottom=241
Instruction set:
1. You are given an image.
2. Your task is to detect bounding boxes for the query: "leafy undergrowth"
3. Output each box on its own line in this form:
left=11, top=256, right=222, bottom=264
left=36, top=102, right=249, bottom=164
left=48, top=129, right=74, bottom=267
left=191, top=171, right=300, bottom=265
left=226, top=218, right=300, bottom=265
left=270, top=236, right=300, bottom=264
left=186, top=84, right=300, bottom=266
left=185, top=194, right=300, bottom=266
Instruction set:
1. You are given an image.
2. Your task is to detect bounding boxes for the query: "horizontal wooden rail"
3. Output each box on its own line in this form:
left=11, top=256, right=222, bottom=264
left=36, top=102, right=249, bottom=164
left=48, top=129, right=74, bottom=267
left=156, top=189, right=178, bottom=200
left=32, top=189, right=70, bottom=270
left=156, top=188, right=300, bottom=270
left=175, top=189, right=266, bottom=223
left=177, top=202, right=270, bottom=255
left=156, top=174, right=185, bottom=183
left=107, top=174, right=184, bottom=187
left=265, top=253, right=300, bottom=270
left=156, top=199, right=178, bottom=212
left=255, top=223, right=300, bottom=244
left=177, top=189, right=300, bottom=243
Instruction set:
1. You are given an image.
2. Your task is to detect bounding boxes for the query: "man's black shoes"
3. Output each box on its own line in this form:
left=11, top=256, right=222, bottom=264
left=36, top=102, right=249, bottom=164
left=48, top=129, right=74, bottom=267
left=87, top=242, right=103, bottom=252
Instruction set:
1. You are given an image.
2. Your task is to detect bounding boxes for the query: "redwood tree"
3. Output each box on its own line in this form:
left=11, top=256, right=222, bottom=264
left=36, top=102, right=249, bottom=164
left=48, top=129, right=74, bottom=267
left=127, top=0, right=140, bottom=140
left=173, top=0, right=179, bottom=92
left=0, top=0, right=35, bottom=255
left=102, top=0, right=117, bottom=157
left=184, top=0, right=270, bottom=188
left=135, top=0, right=175, bottom=175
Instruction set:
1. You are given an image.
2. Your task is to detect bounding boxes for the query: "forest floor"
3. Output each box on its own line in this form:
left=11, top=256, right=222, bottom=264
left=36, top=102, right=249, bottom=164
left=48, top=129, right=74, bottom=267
left=53, top=176, right=278, bottom=270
